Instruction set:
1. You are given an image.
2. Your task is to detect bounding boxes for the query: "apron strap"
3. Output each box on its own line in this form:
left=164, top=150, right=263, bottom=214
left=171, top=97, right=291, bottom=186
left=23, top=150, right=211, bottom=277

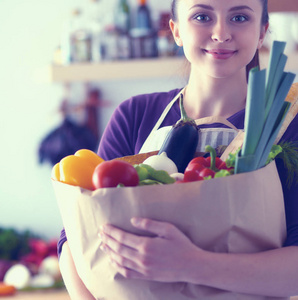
left=149, top=88, right=185, bottom=134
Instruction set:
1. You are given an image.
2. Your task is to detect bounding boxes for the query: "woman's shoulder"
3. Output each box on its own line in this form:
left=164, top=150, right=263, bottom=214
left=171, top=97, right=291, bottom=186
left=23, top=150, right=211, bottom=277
left=118, top=88, right=182, bottom=114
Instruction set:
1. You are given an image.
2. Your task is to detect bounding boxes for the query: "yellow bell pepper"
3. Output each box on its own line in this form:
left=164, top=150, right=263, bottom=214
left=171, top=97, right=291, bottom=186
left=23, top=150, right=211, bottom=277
left=51, top=163, right=60, bottom=181
left=74, top=149, right=105, bottom=168
left=51, top=149, right=104, bottom=190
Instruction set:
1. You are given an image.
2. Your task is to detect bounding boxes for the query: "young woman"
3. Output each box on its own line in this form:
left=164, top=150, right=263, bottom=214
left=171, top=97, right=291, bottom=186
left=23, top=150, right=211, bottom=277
left=58, top=0, right=298, bottom=298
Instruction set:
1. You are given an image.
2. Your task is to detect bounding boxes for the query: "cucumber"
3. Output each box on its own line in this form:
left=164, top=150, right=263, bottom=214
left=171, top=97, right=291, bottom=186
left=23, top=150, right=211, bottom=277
left=158, top=94, right=199, bottom=173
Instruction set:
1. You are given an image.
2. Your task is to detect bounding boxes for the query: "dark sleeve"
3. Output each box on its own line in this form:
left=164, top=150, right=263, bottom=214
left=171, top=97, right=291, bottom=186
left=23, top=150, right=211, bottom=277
left=57, top=228, right=66, bottom=259
left=98, top=97, right=138, bottom=160
left=278, top=115, right=298, bottom=247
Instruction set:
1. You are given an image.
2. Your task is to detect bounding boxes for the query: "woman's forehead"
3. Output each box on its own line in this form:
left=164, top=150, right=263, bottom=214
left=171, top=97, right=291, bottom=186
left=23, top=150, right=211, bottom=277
left=177, top=0, right=263, bottom=10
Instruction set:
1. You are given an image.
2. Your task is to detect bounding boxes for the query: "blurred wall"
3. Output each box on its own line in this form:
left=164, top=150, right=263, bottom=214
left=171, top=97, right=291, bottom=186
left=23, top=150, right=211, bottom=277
left=0, top=0, right=185, bottom=239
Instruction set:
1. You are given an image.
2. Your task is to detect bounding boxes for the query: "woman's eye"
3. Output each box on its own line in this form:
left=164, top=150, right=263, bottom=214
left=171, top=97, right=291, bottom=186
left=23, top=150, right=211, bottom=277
left=231, top=15, right=248, bottom=22
left=195, top=14, right=211, bottom=22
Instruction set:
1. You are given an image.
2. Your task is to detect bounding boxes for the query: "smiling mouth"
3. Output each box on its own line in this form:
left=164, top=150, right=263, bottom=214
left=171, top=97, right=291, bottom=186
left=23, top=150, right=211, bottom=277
left=204, top=49, right=237, bottom=59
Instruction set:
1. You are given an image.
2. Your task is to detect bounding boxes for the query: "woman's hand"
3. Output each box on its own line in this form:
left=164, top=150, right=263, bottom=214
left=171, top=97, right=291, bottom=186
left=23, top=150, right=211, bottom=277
left=99, top=219, right=298, bottom=297
left=99, top=217, right=202, bottom=282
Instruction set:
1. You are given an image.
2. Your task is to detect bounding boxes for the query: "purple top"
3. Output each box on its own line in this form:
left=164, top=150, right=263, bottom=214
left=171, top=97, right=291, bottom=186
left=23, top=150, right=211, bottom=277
left=58, top=88, right=298, bottom=256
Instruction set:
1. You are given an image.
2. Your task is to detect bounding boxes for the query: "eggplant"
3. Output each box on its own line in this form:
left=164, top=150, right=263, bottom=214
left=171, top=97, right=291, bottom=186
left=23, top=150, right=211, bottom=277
left=158, top=94, right=199, bottom=173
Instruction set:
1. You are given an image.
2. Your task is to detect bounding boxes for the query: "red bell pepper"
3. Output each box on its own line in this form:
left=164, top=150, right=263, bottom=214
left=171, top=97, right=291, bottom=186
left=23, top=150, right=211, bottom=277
left=183, top=145, right=232, bottom=182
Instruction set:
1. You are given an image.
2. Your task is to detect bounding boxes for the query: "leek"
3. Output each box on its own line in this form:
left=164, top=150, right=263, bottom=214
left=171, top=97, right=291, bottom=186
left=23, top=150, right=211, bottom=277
left=235, top=41, right=295, bottom=174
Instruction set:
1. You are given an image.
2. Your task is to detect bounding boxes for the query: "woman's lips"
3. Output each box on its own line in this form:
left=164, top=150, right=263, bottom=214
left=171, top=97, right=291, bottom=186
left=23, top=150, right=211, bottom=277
left=204, top=49, right=237, bottom=59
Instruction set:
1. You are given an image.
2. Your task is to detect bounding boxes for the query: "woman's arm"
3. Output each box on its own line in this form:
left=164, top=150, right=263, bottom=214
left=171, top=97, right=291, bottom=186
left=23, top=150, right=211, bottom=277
left=100, top=218, right=298, bottom=298
left=59, top=242, right=95, bottom=300
left=194, top=244, right=298, bottom=297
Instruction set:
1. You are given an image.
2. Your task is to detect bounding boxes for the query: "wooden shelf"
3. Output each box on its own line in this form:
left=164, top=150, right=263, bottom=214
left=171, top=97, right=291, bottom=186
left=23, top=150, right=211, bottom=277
left=50, top=52, right=298, bottom=83
left=50, top=57, right=187, bottom=82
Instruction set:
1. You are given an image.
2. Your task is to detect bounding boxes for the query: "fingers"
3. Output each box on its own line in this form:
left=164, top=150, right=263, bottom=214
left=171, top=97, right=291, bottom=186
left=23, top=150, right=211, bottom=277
left=109, top=260, right=152, bottom=281
left=99, top=225, right=147, bottom=275
left=100, top=224, right=143, bottom=250
left=131, top=217, right=177, bottom=239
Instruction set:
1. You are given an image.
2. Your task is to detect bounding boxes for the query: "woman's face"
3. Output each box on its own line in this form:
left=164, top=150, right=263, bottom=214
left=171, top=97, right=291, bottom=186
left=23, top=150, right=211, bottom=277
left=170, top=0, right=268, bottom=79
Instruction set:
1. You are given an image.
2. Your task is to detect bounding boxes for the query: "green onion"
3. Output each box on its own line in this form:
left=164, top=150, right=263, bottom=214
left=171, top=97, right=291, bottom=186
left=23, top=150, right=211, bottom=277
left=235, top=41, right=295, bottom=174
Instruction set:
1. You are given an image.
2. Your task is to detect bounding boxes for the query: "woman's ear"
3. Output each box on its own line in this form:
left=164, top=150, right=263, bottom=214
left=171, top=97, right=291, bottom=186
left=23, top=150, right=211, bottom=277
left=169, top=19, right=183, bottom=47
left=258, top=22, right=269, bottom=49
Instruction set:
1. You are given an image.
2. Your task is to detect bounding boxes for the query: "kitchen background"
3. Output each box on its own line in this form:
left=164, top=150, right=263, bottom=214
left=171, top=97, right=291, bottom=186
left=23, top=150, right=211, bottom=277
left=0, top=0, right=297, bottom=242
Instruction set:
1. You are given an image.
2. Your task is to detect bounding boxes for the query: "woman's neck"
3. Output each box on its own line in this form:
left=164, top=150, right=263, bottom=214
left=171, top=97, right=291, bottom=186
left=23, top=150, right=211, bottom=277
left=183, top=69, right=247, bottom=120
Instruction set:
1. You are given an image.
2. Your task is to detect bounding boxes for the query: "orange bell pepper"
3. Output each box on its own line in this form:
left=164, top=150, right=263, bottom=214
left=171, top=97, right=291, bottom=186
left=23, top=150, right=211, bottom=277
left=51, top=149, right=104, bottom=190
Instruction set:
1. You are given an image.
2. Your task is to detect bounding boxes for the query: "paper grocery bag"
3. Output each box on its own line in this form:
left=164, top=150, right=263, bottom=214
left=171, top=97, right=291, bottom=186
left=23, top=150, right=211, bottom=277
left=53, top=161, right=288, bottom=300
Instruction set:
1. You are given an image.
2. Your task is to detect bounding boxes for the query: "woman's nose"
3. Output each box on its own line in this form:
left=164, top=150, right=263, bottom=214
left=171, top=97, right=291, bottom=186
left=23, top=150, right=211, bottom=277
left=211, top=20, right=232, bottom=42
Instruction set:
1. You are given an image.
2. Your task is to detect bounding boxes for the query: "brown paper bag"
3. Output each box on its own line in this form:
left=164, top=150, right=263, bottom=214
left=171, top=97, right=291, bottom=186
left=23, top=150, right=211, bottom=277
left=53, top=161, right=287, bottom=300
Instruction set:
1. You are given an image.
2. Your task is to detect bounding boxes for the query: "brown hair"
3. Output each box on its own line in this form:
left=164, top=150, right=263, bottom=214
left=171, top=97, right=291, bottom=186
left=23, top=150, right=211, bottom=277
left=170, top=0, right=269, bottom=78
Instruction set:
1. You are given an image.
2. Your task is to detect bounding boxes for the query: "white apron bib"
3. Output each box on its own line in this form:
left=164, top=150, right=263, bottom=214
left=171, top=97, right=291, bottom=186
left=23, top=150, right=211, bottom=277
left=139, top=88, right=242, bottom=154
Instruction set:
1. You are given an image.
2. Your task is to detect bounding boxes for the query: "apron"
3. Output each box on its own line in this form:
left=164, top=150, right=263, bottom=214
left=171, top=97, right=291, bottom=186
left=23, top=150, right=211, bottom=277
left=139, top=88, right=242, bottom=154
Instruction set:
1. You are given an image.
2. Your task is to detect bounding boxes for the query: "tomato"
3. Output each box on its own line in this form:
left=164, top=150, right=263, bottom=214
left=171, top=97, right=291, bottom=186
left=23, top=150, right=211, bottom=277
left=92, top=160, right=139, bottom=188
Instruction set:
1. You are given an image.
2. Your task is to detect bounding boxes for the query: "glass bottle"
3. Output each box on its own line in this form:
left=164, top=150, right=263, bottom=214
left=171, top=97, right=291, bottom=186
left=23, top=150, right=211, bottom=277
left=70, top=9, right=92, bottom=62
left=136, top=0, right=152, bottom=30
left=86, top=0, right=104, bottom=62
left=115, top=0, right=131, bottom=34
left=114, top=0, right=132, bottom=59
left=130, top=0, right=157, bottom=58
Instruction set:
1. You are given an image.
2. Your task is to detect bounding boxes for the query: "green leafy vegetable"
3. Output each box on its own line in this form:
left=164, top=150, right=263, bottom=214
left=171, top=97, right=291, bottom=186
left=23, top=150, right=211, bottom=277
left=214, top=169, right=232, bottom=178
left=225, top=148, right=241, bottom=169
left=0, top=228, right=38, bottom=261
left=277, top=141, right=298, bottom=187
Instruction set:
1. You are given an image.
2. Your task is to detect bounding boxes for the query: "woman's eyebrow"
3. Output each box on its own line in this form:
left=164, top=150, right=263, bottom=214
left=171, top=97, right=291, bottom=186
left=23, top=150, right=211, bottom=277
left=229, top=5, right=254, bottom=12
left=189, top=4, right=214, bottom=11
left=189, top=4, right=254, bottom=12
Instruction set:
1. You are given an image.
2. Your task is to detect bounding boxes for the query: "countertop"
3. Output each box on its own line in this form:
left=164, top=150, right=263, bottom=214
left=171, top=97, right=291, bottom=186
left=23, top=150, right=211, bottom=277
left=0, top=289, right=70, bottom=299
left=2, top=290, right=298, bottom=299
